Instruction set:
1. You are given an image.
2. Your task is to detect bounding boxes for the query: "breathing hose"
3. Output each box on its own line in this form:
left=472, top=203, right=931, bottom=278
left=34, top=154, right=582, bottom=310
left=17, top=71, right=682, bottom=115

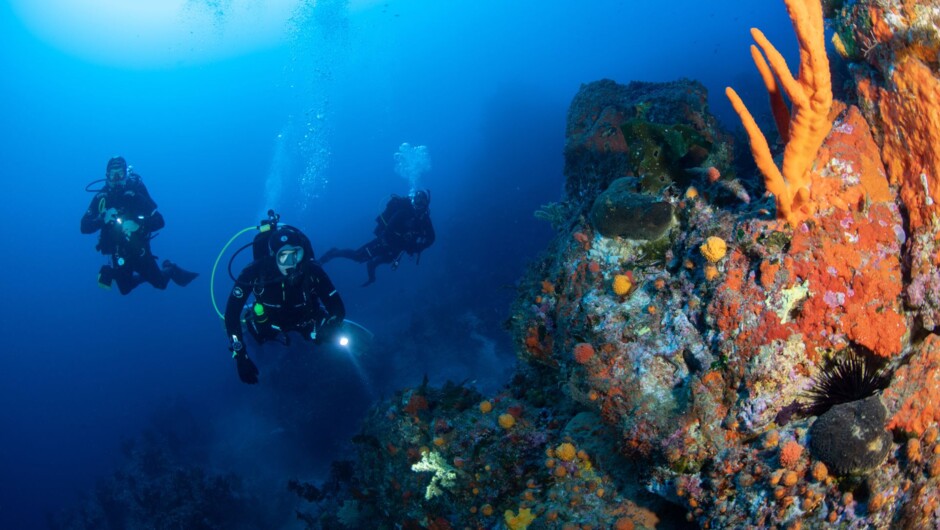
left=210, top=226, right=260, bottom=319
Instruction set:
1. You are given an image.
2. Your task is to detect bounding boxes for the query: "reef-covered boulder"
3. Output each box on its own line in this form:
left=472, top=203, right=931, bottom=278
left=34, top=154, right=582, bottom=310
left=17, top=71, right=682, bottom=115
left=292, top=372, right=689, bottom=530
left=564, top=78, right=733, bottom=198
left=590, top=177, right=675, bottom=240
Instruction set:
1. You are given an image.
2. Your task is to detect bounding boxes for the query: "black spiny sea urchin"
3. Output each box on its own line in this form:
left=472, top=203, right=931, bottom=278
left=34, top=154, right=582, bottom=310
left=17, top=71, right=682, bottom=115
left=802, top=345, right=892, bottom=418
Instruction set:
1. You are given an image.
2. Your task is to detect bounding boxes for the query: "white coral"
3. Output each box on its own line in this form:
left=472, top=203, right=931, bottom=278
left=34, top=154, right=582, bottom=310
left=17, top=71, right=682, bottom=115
left=411, top=450, right=457, bottom=499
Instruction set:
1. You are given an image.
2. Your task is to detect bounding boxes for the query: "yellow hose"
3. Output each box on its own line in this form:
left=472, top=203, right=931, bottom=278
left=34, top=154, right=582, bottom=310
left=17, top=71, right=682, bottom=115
left=210, top=226, right=257, bottom=319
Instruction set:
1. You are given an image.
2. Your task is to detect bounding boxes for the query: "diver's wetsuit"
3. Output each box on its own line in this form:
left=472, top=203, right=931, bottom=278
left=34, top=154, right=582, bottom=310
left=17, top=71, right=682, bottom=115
left=321, top=201, right=435, bottom=285
left=224, top=257, right=346, bottom=347
left=80, top=176, right=197, bottom=295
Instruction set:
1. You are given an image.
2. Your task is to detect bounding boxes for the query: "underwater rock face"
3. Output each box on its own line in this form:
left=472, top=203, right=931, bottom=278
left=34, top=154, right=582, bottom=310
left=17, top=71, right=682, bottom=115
left=590, top=177, right=675, bottom=240
left=510, top=1, right=931, bottom=527
left=829, top=3, right=940, bottom=332
left=808, top=395, right=891, bottom=475
left=883, top=333, right=940, bottom=437
left=308, top=2, right=940, bottom=528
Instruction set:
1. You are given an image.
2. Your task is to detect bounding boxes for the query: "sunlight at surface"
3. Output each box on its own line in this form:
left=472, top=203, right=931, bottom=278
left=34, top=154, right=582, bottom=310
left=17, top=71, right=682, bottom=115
left=8, top=0, right=308, bottom=67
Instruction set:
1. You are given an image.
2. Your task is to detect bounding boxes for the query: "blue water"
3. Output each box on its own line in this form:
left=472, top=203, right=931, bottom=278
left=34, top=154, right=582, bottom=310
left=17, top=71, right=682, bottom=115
left=0, top=1, right=794, bottom=527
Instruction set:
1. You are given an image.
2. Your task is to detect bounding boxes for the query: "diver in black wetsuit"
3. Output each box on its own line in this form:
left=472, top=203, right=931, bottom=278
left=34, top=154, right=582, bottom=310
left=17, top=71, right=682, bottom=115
left=80, top=156, right=198, bottom=295
left=224, top=223, right=346, bottom=384
left=320, top=189, right=435, bottom=286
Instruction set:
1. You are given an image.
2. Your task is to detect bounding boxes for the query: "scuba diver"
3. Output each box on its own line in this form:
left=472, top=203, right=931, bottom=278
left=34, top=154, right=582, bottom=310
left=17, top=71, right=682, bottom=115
left=223, top=213, right=346, bottom=384
left=80, top=156, right=198, bottom=295
left=320, top=189, right=435, bottom=286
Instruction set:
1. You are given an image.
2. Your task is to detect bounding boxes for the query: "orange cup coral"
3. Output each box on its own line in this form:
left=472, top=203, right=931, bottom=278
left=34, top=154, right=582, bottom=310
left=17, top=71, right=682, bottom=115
left=612, top=274, right=632, bottom=296
left=700, top=236, right=728, bottom=263
left=556, top=442, right=577, bottom=462
left=498, top=413, right=516, bottom=429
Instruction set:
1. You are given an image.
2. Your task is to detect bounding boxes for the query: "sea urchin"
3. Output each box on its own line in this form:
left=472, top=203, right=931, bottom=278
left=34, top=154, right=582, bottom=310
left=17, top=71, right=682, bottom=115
left=802, top=346, right=892, bottom=417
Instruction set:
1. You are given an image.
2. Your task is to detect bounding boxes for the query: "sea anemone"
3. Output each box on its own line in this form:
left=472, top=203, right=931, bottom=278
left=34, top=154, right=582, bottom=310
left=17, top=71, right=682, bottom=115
left=802, top=346, right=891, bottom=417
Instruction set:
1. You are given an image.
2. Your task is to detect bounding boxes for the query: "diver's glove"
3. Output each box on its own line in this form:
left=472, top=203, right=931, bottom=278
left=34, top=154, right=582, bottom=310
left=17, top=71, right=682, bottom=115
left=235, top=353, right=259, bottom=384
left=102, top=207, right=119, bottom=224
left=230, top=339, right=259, bottom=384
left=121, top=219, right=140, bottom=237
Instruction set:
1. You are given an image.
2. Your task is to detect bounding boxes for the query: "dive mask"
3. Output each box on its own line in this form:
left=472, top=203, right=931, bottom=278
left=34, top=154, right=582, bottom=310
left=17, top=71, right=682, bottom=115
left=107, top=167, right=127, bottom=186
left=276, top=245, right=304, bottom=267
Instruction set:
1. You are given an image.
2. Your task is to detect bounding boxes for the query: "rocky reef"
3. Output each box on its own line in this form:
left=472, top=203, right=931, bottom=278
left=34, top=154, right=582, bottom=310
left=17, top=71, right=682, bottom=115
left=50, top=402, right=277, bottom=530
left=300, top=0, right=940, bottom=528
